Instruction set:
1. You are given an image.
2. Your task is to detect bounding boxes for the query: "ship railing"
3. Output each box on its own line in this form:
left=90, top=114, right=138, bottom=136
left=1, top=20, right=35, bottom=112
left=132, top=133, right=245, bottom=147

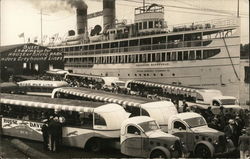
left=169, top=18, right=238, bottom=33
left=63, top=39, right=214, bottom=56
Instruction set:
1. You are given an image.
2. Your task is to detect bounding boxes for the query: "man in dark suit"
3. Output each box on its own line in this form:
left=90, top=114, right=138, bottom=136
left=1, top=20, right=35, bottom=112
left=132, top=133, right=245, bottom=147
left=224, top=119, right=237, bottom=146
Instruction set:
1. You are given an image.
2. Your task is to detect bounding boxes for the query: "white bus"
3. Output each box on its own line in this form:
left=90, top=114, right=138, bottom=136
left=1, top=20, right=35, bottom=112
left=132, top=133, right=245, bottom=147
left=51, top=87, right=177, bottom=132
left=0, top=93, right=183, bottom=158
left=64, top=73, right=119, bottom=90
left=0, top=93, right=130, bottom=152
left=17, top=80, right=68, bottom=96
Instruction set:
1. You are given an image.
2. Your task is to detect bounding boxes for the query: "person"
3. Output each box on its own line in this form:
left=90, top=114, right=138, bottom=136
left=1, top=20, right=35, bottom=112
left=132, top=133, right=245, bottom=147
left=238, top=128, right=250, bottom=159
left=224, top=119, right=237, bottom=147
left=173, top=100, right=179, bottom=113
left=49, top=116, right=61, bottom=152
left=182, top=100, right=188, bottom=112
left=204, top=106, right=214, bottom=124
left=218, top=107, right=226, bottom=131
left=208, top=116, right=220, bottom=130
left=41, top=119, right=49, bottom=150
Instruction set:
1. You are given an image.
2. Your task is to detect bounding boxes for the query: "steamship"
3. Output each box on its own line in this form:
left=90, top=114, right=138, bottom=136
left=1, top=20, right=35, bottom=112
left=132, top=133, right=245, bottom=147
left=50, top=0, right=241, bottom=98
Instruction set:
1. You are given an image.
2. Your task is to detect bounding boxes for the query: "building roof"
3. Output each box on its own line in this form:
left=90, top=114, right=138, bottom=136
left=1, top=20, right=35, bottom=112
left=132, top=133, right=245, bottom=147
left=0, top=44, right=25, bottom=53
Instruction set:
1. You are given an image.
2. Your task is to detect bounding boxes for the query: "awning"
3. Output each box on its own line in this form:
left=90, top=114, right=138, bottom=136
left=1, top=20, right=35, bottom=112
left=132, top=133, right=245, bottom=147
left=56, top=88, right=142, bottom=108
left=0, top=98, right=94, bottom=112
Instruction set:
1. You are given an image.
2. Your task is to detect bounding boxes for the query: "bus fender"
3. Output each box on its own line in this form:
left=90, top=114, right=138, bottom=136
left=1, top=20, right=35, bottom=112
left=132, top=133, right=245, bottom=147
left=194, top=141, right=215, bottom=157
left=149, top=146, right=171, bottom=158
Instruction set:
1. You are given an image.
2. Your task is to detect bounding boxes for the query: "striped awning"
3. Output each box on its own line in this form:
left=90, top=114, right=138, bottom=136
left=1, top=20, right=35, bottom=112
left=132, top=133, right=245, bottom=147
left=0, top=98, right=94, bottom=112
left=57, top=88, right=141, bottom=108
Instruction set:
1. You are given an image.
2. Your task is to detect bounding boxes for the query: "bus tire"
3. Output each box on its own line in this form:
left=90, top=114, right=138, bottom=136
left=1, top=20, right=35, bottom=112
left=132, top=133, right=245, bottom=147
left=194, top=144, right=212, bottom=158
left=150, top=149, right=169, bottom=158
left=87, top=138, right=102, bottom=152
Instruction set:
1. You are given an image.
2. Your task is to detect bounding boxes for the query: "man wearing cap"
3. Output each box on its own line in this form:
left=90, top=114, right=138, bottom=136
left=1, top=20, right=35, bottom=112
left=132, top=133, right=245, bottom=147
left=238, top=128, right=250, bottom=159
left=224, top=119, right=237, bottom=146
left=41, top=119, right=49, bottom=150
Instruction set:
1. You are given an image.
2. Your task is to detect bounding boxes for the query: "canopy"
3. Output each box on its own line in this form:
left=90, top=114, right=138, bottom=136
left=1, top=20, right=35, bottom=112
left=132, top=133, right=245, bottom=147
left=129, top=80, right=197, bottom=93
left=53, top=87, right=151, bottom=108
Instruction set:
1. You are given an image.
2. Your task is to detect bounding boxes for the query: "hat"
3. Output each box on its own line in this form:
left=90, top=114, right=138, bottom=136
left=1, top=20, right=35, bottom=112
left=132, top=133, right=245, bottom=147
left=228, top=119, right=234, bottom=124
left=42, top=119, right=48, bottom=123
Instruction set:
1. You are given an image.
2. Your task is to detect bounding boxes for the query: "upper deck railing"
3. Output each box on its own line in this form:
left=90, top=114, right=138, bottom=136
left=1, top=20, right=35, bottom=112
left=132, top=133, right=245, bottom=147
left=134, top=4, right=164, bottom=15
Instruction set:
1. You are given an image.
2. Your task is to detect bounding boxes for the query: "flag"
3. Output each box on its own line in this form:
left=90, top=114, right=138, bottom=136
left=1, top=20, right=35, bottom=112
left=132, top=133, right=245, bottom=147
left=18, top=32, right=24, bottom=38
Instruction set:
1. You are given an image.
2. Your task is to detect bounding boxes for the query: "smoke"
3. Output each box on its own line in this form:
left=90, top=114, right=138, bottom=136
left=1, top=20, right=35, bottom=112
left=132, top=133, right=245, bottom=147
left=25, top=0, right=87, bottom=13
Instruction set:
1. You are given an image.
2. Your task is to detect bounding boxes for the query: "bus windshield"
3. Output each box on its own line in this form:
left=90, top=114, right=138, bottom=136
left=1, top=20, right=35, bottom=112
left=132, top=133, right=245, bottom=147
left=184, top=117, right=207, bottom=128
left=138, top=120, right=160, bottom=132
left=220, top=99, right=237, bottom=105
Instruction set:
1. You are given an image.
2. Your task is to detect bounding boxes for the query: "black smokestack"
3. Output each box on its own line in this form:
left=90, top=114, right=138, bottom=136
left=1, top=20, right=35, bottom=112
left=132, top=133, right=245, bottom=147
left=103, top=0, right=116, bottom=29
left=76, top=7, right=88, bottom=34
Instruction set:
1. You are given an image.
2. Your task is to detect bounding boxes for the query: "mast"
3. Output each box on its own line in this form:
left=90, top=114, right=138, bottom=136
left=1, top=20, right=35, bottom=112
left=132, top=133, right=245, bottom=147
left=40, top=9, right=43, bottom=45
left=143, top=0, right=145, bottom=12
left=237, top=0, right=239, bottom=17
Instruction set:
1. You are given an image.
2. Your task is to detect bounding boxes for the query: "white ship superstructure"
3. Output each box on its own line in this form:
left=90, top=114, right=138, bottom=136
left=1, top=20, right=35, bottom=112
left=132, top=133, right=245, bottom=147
left=50, top=0, right=241, bottom=98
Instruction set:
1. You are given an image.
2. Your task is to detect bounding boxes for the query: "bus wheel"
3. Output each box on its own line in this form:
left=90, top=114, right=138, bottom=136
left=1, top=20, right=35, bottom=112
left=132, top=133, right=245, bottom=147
left=88, top=139, right=102, bottom=152
left=150, top=150, right=167, bottom=158
left=195, top=144, right=211, bottom=158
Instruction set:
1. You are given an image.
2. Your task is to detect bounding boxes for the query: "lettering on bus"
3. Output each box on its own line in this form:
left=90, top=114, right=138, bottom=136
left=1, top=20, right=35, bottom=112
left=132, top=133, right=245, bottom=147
left=3, top=118, right=18, bottom=127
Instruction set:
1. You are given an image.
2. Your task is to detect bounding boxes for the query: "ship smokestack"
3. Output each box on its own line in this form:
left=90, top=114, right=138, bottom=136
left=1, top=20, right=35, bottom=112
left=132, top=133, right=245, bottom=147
left=103, top=0, right=116, bottom=29
left=76, top=6, right=88, bottom=34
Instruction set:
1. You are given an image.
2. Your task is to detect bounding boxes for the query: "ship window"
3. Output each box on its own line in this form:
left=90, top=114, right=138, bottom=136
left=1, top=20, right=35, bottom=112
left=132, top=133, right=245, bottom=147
left=153, top=74, right=156, bottom=76
left=96, top=44, right=101, bottom=49
left=142, top=54, right=146, bottom=62
left=139, top=54, right=142, bottom=62
left=189, top=51, right=195, bottom=60
left=152, top=53, right=156, bottom=62
left=128, top=74, right=130, bottom=76
left=139, top=22, right=142, bottom=30
left=103, top=43, right=109, bottom=49
left=84, top=45, right=88, bottom=50
left=140, top=38, right=151, bottom=45
left=65, top=47, right=69, bottom=52
left=120, top=41, right=128, bottom=47
left=183, top=51, right=188, bottom=60
left=161, top=73, right=163, bottom=76
left=89, top=45, right=95, bottom=50
left=75, top=46, right=80, bottom=51
left=139, top=74, right=141, bottom=76
left=111, top=42, right=118, bottom=48
left=155, top=21, right=159, bottom=28
left=136, top=54, right=139, bottom=62
left=162, top=52, right=166, bottom=61
left=129, top=39, right=139, bottom=46
left=178, top=51, right=183, bottom=61
left=171, top=52, right=177, bottom=61
left=143, top=21, right=147, bottom=29
left=167, top=52, right=171, bottom=61
left=70, top=47, right=74, bottom=51
left=203, top=49, right=220, bottom=59
left=135, top=74, right=137, bottom=76
left=149, top=21, right=153, bottom=28
left=148, top=54, right=151, bottom=62
left=196, top=50, right=202, bottom=60
left=156, top=53, right=160, bottom=62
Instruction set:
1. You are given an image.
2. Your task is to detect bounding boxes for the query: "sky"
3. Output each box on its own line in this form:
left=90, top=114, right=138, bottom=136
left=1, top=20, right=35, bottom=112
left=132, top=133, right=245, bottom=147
left=0, top=0, right=249, bottom=46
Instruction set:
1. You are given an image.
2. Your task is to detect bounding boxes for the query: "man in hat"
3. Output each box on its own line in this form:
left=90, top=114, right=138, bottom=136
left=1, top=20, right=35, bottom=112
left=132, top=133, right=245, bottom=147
left=182, top=100, right=188, bottom=112
left=238, top=128, right=250, bottom=159
left=41, top=119, right=49, bottom=150
left=224, top=119, right=237, bottom=146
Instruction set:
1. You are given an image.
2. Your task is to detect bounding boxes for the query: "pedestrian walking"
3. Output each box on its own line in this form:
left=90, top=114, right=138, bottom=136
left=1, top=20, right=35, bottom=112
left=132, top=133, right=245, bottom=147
left=182, top=100, right=188, bottom=112
left=238, top=128, right=250, bottom=159
left=50, top=117, right=61, bottom=152
left=41, top=119, right=49, bottom=150
left=224, top=119, right=238, bottom=147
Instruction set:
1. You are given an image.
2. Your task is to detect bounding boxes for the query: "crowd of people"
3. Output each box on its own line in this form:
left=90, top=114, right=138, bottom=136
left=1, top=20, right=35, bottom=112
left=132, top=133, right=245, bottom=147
left=178, top=100, right=250, bottom=158
left=41, top=112, right=65, bottom=152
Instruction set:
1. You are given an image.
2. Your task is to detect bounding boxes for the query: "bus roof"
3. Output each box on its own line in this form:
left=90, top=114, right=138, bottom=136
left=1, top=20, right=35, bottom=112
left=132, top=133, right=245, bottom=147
left=127, top=80, right=198, bottom=93
left=17, top=80, right=68, bottom=87
left=0, top=93, right=106, bottom=112
left=52, top=87, right=153, bottom=107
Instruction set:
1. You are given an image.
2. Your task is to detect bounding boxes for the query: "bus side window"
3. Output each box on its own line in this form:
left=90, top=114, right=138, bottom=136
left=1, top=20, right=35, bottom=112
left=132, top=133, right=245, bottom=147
left=94, top=113, right=106, bottom=126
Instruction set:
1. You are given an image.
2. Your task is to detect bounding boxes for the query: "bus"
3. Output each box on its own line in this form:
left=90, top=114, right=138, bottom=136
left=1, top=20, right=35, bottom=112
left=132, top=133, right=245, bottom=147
left=125, top=80, right=242, bottom=114
left=0, top=82, right=24, bottom=94
left=64, top=73, right=119, bottom=91
left=17, top=80, right=68, bottom=96
left=51, top=87, right=177, bottom=132
left=0, top=93, right=130, bottom=152
left=45, top=69, right=69, bottom=81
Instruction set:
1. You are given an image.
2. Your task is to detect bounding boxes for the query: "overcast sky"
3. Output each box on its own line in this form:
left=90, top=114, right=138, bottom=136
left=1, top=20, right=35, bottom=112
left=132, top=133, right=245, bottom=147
left=1, top=0, right=249, bottom=45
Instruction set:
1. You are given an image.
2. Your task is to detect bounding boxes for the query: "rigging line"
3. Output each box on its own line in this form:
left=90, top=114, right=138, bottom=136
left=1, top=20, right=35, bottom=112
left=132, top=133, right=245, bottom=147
left=123, top=0, right=249, bottom=15
left=222, top=37, right=240, bottom=81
